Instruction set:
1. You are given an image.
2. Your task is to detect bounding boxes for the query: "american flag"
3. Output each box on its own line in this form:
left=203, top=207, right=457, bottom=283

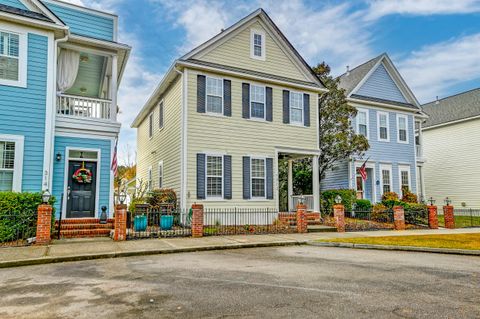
left=359, top=158, right=369, bottom=181
left=111, top=139, right=118, bottom=177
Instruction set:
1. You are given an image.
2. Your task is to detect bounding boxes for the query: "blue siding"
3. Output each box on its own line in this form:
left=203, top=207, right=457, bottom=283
left=0, top=0, right=27, bottom=9
left=321, top=160, right=349, bottom=191
left=0, top=33, right=48, bottom=192
left=44, top=2, right=114, bottom=41
left=357, top=64, right=408, bottom=104
left=52, top=136, right=112, bottom=218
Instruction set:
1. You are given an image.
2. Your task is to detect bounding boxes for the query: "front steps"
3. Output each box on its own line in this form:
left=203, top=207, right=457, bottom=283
left=279, top=212, right=336, bottom=232
left=55, top=218, right=114, bottom=238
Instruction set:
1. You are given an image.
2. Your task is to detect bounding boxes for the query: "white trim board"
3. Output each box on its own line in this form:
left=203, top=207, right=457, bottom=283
left=0, top=134, right=24, bottom=192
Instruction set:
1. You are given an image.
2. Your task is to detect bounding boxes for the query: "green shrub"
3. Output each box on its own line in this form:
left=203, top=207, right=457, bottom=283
left=128, top=197, right=146, bottom=213
left=402, top=190, right=418, bottom=203
left=404, top=203, right=428, bottom=225
left=146, top=188, right=177, bottom=208
left=371, top=203, right=390, bottom=222
left=355, top=199, right=372, bottom=211
left=381, top=192, right=399, bottom=201
left=382, top=199, right=406, bottom=209
left=321, top=189, right=356, bottom=214
left=0, top=192, right=56, bottom=243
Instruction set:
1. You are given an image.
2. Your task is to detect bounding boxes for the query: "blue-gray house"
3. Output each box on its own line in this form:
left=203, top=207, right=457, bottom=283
left=0, top=0, right=130, bottom=219
left=321, top=53, right=427, bottom=203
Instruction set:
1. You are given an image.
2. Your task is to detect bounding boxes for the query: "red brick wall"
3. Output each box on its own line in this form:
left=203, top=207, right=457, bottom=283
left=393, top=206, right=406, bottom=231
left=333, top=204, right=345, bottom=233
left=427, top=206, right=439, bottom=229
left=114, top=204, right=127, bottom=241
left=296, top=204, right=307, bottom=233
left=443, top=206, right=455, bottom=229
left=36, top=204, right=52, bottom=245
left=192, top=204, right=204, bottom=238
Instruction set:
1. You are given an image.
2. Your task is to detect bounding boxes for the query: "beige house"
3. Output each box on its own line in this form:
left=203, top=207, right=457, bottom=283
left=131, top=9, right=326, bottom=212
left=422, top=88, right=480, bottom=207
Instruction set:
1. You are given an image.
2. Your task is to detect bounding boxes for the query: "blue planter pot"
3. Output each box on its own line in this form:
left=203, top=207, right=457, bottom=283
left=134, top=215, right=147, bottom=231
left=160, top=215, right=174, bottom=230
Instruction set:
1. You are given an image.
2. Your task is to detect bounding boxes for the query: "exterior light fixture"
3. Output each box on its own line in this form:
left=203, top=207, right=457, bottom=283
left=334, top=195, right=342, bottom=204
left=444, top=197, right=452, bottom=206
left=56, top=152, right=62, bottom=161
left=299, top=195, right=305, bottom=205
left=119, top=191, right=127, bottom=204
left=428, top=197, right=435, bottom=206
left=42, top=189, right=51, bottom=204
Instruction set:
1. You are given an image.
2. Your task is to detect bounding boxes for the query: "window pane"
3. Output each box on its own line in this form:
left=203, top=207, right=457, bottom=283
left=251, top=102, right=265, bottom=118
left=358, top=112, right=367, bottom=125
left=401, top=170, right=409, bottom=191
left=251, top=158, right=265, bottom=198
left=207, top=177, right=222, bottom=197
left=0, top=56, right=19, bottom=81
left=290, top=92, right=302, bottom=108
left=379, top=114, right=387, bottom=127
left=291, top=108, right=303, bottom=123
left=251, top=85, right=264, bottom=102
left=254, top=34, right=262, bottom=46
left=399, top=117, right=406, bottom=130
left=207, top=96, right=222, bottom=113
left=252, top=178, right=265, bottom=197
left=399, top=129, right=407, bottom=141
left=359, top=124, right=367, bottom=137
left=0, top=141, right=15, bottom=169
left=251, top=159, right=265, bottom=178
left=206, top=77, right=222, bottom=96
left=68, top=150, right=97, bottom=160
left=0, top=171, right=13, bottom=191
left=8, top=33, right=19, bottom=57
left=207, top=156, right=222, bottom=176
left=380, top=127, right=388, bottom=140
left=382, top=169, right=390, bottom=193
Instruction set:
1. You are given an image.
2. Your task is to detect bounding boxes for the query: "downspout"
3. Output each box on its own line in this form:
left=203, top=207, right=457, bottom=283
left=174, top=65, right=187, bottom=211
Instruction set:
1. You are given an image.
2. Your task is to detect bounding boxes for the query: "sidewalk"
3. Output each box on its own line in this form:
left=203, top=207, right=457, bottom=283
left=1, top=228, right=479, bottom=268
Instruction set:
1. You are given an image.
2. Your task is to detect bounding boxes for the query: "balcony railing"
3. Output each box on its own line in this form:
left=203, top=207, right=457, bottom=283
left=291, top=195, right=314, bottom=212
left=56, top=93, right=112, bottom=120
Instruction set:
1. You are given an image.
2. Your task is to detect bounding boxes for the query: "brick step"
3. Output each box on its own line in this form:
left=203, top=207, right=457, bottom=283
left=58, top=229, right=112, bottom=238
left=55, top=218, right=114, bottom=225
left=57, top=223, right=114, bottom=230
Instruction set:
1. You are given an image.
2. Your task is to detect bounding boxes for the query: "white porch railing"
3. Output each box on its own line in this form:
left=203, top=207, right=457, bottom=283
left=416, top=145, right=423, bottom=158
left=56, top=93, right=113, bottom=120
left=291, top=195, right=314, bottom=212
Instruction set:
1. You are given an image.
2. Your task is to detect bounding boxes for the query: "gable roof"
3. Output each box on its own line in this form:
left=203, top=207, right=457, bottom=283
left=0, top=3, right=52, bottom=22
left=422, top=88, right=480, bottom=129
left=338, top=53, right=421, bottom=111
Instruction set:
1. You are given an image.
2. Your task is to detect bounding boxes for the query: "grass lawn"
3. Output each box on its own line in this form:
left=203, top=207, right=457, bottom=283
left=320, top=233, right=480, bottom=250
left=438, top=215, right=480, bottom=228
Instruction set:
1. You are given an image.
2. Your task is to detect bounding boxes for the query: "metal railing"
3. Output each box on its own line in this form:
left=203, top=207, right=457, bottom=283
left=405, top=207, right=428, bottom=226
left=56, top=93, right=113, bottom=120
left=127, top=207, right=191, bottom=239
left=1, top=211, right=38, bottom=248
left=342, top=209, right=395, bottom=231
left=291, top=195, right=314, bottom=211
left=439, top=208, right=480, bottom=228
left=203, top=208, right=295, bottom=236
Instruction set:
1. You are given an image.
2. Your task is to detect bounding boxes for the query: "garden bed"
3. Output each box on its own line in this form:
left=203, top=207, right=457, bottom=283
left=321, top=216, right=427, bottom=232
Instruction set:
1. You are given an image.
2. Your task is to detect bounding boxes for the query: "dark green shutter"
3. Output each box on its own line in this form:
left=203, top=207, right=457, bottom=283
left=243, top=156, right=251, bottom=199
left=196, top=153, right=205, bottom=199
left=224, top=80, right=231, bottom=117
left=303, top=93, right=310, bottom=127
left=197, top=75, right=206, bottom=113
left=283, top=90, right=290, bottom=124
left=266, top=158, right=273, bottom=199
left=266, top=87, right=273, bottom=122
left=242, top=83, right=250, bottom=119
left=224, top=155, right=232, bottom=199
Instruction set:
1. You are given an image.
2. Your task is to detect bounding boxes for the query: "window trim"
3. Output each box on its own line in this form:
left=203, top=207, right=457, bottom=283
left=249, top=84, right=266, bottom=120
left=396, top=114, right=409, bottom=144
left=147, top=166, right=153, bottom=191
left=148, top=112, right=153, bottom=139
left=377, top=111, right=390, bottom=142
left=250, top=29, right=266, bottom=60
left=356, top=108, right=369, bottom=139
left=250, top=156, right=267, bottom=200
left=0, top=134, right=24, bottom=192
left=158, top=161, right=163, bottom=189
left=0, top=27, right=27, bottom=88
left=289, top=91, right=304, bottom=126
left=379, top=164, right=393, bottom=196
left=205, top=76, right=224, bottom=116
left=398, top=165, right=411, bottom=197
left=205, top=154, right=224, bottom=200
left=158, top=100, right=164, bottom=130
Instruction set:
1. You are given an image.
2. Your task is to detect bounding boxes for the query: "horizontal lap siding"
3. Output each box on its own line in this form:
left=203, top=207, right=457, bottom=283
left=51, top=136, right=112, bottom=217
left=200, top=21, right=309, bottom=83
left=0, top=33, right=48, bottom=192
left=357, top=64, right=408, bottom=104
left=44, top=2, right=114, bottom=41
left=137, top=77, right=182, bottom=199
left=321, top=160, right=349, bottom=190
left=0, top=0, right=27, bottom=9
left=186, top=69, right=318, bottom=208
left=423, top=120, right=480, bottom=208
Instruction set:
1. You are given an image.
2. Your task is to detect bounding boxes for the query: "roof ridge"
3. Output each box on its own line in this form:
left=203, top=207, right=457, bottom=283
left=336, top=52, right=384, bottom=79
left=422, top=87, right=480, bottom=106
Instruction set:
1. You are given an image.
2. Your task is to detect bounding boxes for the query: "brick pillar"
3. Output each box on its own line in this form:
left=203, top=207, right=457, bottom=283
left=296, top=203, right=308, bottom=233
left=427, top=205, right=439, bottom=229
left=191, top=204, right=204, bottom=238
left=393, top=206, right=406, bottom=230
left=333, top=204, right=345, bottom=233
left=36, top=204, right=52, bottom=245
left=114, top=204, right=127, bottom=241
left=443, top=205, right=455, bottom=229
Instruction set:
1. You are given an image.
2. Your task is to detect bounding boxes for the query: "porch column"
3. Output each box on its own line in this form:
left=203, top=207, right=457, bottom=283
left=287, top=159, right=293, bottom=211
left=110, top=55, right=118, bottom=122
left=312, top=155, right=320, bottom=213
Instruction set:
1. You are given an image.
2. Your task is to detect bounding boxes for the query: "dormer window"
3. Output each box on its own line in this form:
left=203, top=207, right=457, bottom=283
left=250, top=29, right=265, bottom=60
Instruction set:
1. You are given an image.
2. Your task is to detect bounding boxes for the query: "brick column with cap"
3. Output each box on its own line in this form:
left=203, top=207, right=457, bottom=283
left=296, top=203, right=308, bottom=233
left=333, top=204, right=345, bottom=233
left=114, top=204, right=127, bottom=241
left=36, top=204, right=52, bottom=245
left=393, top=206, right=406, bottom=230
left=443, top=205, right=455, bottom=229
left=427, top=205, right=439, bottom=229
left=192, top=204, right=204, bottom=238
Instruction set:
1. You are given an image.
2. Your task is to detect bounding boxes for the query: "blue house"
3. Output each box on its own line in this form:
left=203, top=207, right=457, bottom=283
left=321, top=54, right=427, bottom=203
left=0, top=0, right=130, bottom=219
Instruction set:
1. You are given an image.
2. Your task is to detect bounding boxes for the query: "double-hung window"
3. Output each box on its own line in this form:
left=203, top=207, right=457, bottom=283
left=251, top=30, right=265, bottom=60
left=399, top=166, right=410, bottom=195
left=0, top=135, right=23, bottom=191
left=148, top=113, right=153, bottom=138
left=206, top=155, right=223, bottom=198
left=290, top=92, right=303, bottom=125
left=251, top=158, right=266, bottom=198
left=158, top=161, right=163, bottom=189
left=357, top=109, right=368, bottom=138
left=380, top=165, right=392, bottom=195
left=206, top=77, right=223, bottom=114
left=250, top=85, right=265, bottom=119
left=377, top=112, right=389, bottom=141
left=0, top=30, right=26, bottom=87
left=397, top=115, right=408, bottom=143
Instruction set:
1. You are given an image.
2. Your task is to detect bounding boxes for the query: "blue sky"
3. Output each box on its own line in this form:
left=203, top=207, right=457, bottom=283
left=68, top=0, right=480, bottom=163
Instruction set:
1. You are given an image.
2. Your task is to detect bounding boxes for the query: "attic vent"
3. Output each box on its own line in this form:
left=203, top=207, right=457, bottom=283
left=435, top=96, right=439, bottom=105
left=346, top=65, right=350, bottom=76
left=221, top=28, right=225, bottom=32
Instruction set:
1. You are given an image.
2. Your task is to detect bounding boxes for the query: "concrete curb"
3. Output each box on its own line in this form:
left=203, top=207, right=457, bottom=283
left=0, top=240, right=308, bottom=269
left=309, top=241, right=480, bottom=256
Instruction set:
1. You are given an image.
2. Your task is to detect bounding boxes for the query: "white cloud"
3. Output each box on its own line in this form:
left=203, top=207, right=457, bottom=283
left=364, top=0, right=480, bottom=20
left=398, top=33, right=480, bottom=102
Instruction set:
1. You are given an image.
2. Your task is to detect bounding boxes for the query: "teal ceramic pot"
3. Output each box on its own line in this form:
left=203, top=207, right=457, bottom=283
left=160, top=215, right=174, bottom=230
left=134, top=215, right=147, bottom=231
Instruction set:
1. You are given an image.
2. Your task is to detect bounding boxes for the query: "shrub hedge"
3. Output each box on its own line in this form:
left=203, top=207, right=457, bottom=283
left=355, top=199, right=372, bottom=211
left=321, top=189, right=356, bottom=214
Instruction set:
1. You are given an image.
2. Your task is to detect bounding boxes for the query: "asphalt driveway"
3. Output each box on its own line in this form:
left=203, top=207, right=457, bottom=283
left=0, top=246, right=479, bottom=318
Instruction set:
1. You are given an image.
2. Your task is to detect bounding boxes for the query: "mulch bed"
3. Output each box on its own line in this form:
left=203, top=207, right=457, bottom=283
left=322, top=216, right=427, bottom=232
